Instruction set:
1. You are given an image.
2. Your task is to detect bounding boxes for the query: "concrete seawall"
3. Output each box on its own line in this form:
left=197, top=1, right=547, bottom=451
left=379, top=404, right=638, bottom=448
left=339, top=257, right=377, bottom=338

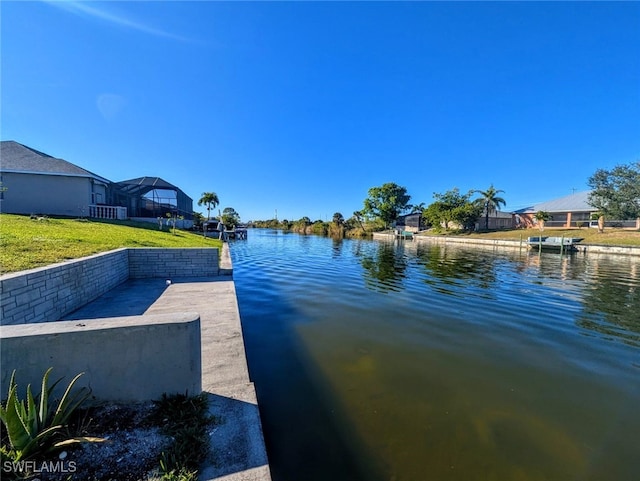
left=0, top=244, right=271, bottom=481
left=373, top=232, right=640, bottom=256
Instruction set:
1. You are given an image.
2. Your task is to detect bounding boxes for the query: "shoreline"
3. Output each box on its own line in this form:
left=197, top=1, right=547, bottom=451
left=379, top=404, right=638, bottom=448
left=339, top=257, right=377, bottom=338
left=372, top=232, right=640, bottom=257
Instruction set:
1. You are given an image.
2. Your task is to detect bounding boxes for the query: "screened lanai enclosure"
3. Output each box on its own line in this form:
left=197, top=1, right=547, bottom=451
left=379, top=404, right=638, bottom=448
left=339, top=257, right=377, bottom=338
left=114, top=177, right=193, bottom=220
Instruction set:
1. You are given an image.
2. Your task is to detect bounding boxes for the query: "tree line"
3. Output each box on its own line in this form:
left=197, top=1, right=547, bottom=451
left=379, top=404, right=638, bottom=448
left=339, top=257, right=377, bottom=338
left=252, top=183, right=507, bottom=237
left=200, top=160, right=639, bottom=236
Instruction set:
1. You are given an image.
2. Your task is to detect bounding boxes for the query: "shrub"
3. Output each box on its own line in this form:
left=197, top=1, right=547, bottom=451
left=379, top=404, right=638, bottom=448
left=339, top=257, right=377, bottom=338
left=148, top=393, right=215, bottom=481
left=0, top=368, right=101, bottom=465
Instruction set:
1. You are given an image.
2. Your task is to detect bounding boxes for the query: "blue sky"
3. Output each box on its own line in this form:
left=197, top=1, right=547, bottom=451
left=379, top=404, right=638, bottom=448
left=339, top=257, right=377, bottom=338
left=2, top=1, right=639, bottom=222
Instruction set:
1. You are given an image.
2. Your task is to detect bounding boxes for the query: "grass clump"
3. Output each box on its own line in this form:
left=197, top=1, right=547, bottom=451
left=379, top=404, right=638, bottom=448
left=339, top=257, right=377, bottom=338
left=0, top=214, right=223, bottom=273
left=147, top=393, right=216, bottom=481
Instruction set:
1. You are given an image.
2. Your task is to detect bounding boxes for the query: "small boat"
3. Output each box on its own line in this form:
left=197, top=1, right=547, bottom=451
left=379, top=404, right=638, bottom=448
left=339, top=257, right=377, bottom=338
left=527, top=236, right=584, bottom=251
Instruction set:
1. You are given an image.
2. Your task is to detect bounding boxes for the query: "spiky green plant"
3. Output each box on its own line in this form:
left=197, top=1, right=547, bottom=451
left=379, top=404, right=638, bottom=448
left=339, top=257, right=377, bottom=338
left=0, top=368, right=102, bottom=462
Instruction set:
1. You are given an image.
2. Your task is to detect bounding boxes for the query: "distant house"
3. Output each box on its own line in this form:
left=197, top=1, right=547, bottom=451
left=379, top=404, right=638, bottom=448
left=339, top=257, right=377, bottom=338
left=115, top=177, right=193, bottom=221
left=514, top=191, right=596, bottom=228
left=394, top=213, right=422, bottom=233
left=0, top=140, right=118, bottom=218
left=0, top=141, right=192, bottom=225
left=475, top=209, right=515, bottom=231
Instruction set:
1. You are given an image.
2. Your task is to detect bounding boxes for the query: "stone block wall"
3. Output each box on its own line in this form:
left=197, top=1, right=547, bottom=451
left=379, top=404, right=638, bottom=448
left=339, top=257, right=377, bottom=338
left=129, top=248, right=219, bottom=278
left=1, top=249, right=129, bottom=326
left=0, top=247, right=219, bottom=325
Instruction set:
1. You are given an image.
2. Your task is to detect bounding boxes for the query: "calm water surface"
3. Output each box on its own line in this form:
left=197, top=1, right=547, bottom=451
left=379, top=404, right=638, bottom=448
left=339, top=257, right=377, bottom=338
left=230, top=230, right=640, bottom=481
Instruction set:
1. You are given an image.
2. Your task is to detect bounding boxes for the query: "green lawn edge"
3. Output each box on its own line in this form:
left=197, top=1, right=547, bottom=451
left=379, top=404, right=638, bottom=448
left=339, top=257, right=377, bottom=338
left=0, top=214, right=223, bottom=274
left=413, top=227, right=640, bottom=247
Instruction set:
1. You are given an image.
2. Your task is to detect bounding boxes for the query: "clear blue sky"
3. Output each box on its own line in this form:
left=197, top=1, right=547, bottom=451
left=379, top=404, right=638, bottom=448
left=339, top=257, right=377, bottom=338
left=2, top=1, right=639, bottom=222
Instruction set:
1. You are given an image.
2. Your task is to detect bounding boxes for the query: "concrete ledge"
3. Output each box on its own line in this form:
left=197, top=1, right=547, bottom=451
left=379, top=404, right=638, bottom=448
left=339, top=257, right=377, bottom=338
left=412, top=233, right=523, bottom=248
left=574, top=243, right=640, bottom=256
left=219, top=243, right=233, bottom=276
left=0, top=312, right=202, bottom=401
left=201, top=383, right=270, bottom=481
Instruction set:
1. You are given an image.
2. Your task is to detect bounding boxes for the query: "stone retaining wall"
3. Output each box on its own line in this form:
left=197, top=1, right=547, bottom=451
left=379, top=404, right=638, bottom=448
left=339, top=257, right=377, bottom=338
left=0, top=249, right=129, bottom=326
left=0, top=247, right=219, bottom=325
left=128, top=248, right=219, bottom=278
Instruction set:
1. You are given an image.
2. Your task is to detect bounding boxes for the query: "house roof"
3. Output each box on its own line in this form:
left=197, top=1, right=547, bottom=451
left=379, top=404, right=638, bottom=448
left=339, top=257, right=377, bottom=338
left=116, top=177, right=192, bottom=201
left=515, top=191, right=594, bottom=214
left=117, top=176, right=181, bottom=191
left=0, top=140, right=110, bottom=183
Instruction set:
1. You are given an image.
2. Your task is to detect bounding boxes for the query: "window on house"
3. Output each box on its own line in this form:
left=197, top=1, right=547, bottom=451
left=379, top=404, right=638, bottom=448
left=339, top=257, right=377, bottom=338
left=572, top=212, right=591, bottom=221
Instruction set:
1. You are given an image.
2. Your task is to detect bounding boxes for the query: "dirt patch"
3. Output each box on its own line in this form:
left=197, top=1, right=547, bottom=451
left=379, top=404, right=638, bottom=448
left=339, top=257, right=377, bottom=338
left=4, top=402, right=172, bottom=481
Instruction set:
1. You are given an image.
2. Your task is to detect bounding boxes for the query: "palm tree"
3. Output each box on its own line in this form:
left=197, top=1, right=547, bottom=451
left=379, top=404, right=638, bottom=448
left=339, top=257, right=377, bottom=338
left=353, top=210, right=365, bottom=231
left=197, top=192, right=219, bottom=221
left=534, top=210, right=551, bottom=231
left=475, top=185, right=506, bottom=231
left=409, top=202, right=426, bottom=214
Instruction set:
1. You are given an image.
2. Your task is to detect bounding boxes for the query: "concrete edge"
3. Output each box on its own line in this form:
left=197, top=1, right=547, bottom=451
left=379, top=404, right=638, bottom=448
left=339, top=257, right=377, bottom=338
left=200, top=383, right=270, bottom=481
left=373, top=232, right=640, bottom=256
left=219, top=242, right=233, bottom=276
left=0, top=311, right=201, bottom=337
left=196, top=244, right=271, bottom=481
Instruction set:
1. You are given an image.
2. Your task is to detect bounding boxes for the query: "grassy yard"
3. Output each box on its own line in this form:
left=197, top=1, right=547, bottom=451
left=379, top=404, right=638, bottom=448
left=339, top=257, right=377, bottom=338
left=0, top=214, right=223, bottom=273
left=418, top=226, right=640, bottom=246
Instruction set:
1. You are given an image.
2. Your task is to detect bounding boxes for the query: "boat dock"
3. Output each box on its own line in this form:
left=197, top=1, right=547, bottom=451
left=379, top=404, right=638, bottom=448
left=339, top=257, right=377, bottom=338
left=203, top=220, right=248, bottom=241
left=527, top=236, right=584, bottom=253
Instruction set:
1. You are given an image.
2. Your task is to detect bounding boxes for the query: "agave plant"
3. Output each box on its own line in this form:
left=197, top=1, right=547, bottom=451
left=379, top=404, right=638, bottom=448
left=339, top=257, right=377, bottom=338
left=0, top=367, right=102, bottom=462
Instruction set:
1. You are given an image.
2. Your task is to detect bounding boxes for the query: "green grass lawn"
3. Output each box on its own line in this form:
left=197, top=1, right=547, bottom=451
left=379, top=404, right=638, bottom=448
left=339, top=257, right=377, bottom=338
left=417, top=226, right=640, bottom=246
left=0, top=214, right=223, bottom=273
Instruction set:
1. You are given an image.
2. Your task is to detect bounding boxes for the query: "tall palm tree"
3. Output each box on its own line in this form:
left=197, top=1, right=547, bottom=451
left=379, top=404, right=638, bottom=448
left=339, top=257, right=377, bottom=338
left=197, top=192, right=219, bottom=221
left=475, top=185, right=506, bottom=231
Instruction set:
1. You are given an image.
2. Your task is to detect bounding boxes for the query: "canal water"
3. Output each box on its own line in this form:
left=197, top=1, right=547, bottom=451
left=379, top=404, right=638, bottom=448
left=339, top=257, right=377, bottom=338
left=230, top=229, right=640, bottom=481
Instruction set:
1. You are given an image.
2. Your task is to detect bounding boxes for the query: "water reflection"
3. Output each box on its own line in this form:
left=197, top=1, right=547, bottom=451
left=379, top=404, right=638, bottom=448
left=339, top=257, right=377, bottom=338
left=357, top=241, right=408, bottom=292
left=351, top=238, right=640, bottom=347
left=415, top=243, right=497, bottom=296
left=331, top=237, right=344, bottom=258
left=578, top=257, right=640, bottom=346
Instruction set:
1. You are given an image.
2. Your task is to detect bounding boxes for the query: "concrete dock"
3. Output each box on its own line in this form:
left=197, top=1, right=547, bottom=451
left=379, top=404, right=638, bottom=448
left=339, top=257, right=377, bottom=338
left=61, top=246, right=271, bottom=481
